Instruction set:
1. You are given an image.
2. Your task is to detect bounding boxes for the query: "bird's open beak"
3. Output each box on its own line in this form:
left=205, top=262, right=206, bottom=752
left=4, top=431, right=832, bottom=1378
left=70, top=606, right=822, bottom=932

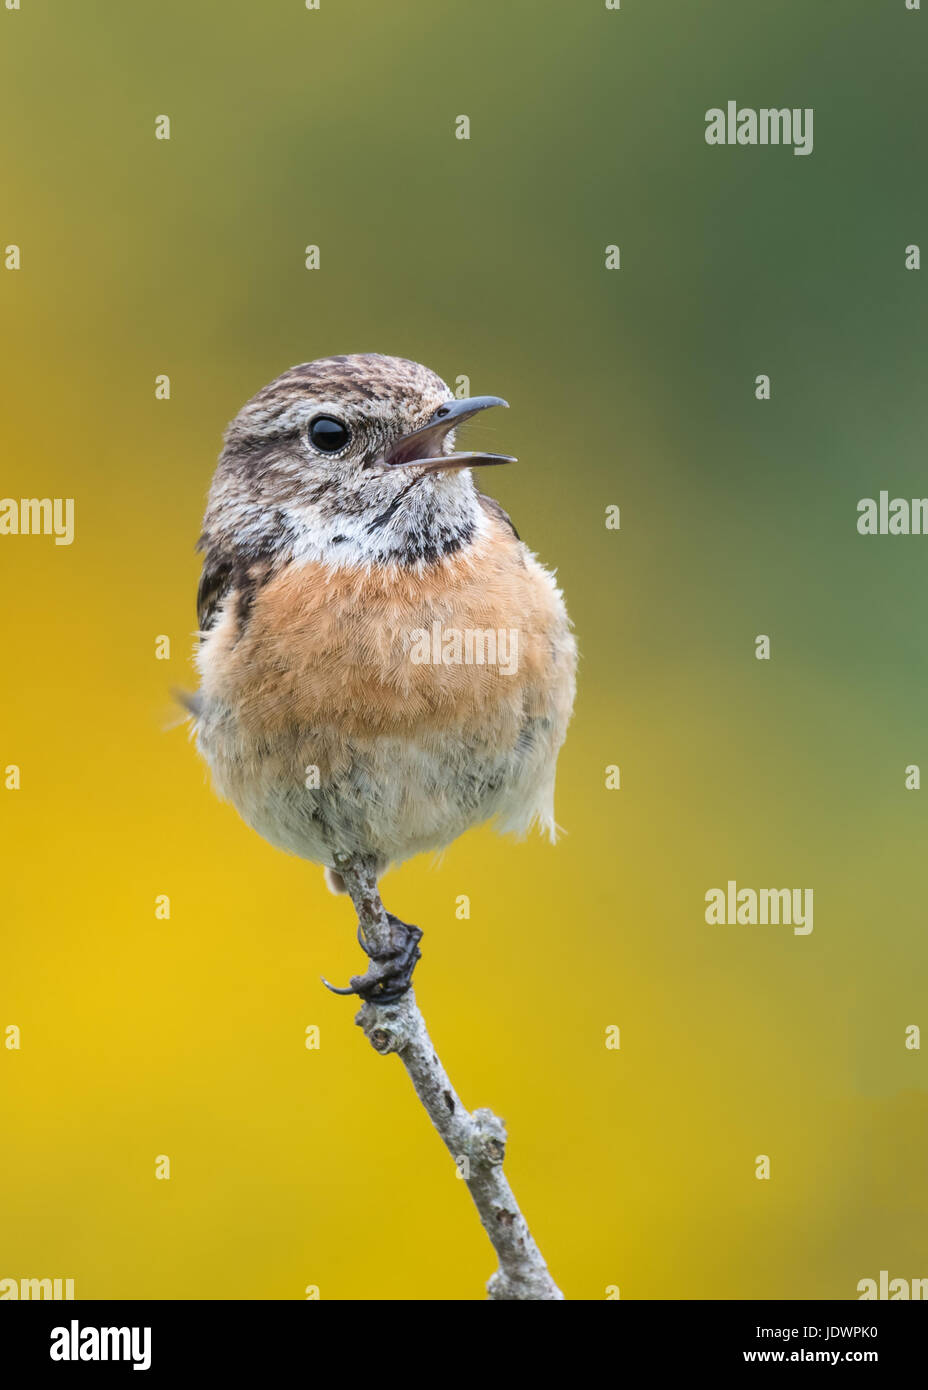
left=383, top=395, right=516, bottom=473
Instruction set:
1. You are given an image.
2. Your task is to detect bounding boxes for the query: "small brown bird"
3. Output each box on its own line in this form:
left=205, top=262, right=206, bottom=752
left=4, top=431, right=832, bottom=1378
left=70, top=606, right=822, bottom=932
left=191, top=354, right=576, bottom=999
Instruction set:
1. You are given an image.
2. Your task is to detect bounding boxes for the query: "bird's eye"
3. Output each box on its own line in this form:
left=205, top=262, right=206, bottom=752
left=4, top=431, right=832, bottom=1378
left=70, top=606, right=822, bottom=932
left=308, top=415, right=350, bottom=453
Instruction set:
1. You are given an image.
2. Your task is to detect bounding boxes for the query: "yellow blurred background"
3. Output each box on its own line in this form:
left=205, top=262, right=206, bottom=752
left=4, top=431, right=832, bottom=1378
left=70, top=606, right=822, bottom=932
left=1, top=0, right=925, bottom=1298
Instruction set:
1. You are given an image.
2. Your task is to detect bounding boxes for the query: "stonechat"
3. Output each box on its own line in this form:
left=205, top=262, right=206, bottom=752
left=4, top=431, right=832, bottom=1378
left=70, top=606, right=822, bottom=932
left=190, top=354, right=576, bottom=1000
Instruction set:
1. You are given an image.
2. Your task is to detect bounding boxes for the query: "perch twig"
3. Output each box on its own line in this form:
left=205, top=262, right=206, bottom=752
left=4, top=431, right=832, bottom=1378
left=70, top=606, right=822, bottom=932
left=332, top=854, right=564, bottom=1301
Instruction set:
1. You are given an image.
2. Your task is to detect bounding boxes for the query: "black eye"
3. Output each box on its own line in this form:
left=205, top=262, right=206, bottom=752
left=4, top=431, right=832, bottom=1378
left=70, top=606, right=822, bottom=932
left=308, top=415, right=350, bottom=453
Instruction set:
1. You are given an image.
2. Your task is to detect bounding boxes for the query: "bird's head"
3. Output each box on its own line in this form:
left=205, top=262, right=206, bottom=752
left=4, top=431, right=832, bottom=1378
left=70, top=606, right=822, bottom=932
left=203, top=353, right=514, bottom=568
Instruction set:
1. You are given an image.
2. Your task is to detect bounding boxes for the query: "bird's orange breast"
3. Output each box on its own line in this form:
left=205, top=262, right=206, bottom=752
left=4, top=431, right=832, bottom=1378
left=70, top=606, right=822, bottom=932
left=198, top=518, right=573, bottom=746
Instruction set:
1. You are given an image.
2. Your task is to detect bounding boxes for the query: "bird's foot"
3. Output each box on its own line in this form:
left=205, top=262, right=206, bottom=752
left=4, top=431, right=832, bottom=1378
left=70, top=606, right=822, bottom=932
left=323, top=914, right=423, bottom=1004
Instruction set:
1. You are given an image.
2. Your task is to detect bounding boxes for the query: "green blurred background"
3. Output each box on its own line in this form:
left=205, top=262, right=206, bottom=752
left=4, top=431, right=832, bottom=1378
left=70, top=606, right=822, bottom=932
left=1, top=0, right=926, bottom=1299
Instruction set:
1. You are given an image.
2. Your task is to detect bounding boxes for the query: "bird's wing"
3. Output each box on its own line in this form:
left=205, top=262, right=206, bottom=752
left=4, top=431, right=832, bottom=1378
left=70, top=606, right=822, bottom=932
left=477, top=491, right=520, bottom=541
left=196, top=547, right=233, bottom=633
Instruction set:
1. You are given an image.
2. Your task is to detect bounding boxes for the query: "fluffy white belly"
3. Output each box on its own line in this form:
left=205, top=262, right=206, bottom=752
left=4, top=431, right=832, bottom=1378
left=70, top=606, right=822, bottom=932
left=196, top=711, right=558, bottom=870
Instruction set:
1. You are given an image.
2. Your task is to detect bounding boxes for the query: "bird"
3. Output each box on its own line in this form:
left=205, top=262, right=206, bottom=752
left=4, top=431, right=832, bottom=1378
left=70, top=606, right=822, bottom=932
left=189, top=353, right=576, bottom=1001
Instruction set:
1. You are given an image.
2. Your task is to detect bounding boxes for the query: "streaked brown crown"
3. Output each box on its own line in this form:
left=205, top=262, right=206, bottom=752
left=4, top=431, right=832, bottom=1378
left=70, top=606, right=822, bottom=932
left=226, top=354, right=452, bottom=447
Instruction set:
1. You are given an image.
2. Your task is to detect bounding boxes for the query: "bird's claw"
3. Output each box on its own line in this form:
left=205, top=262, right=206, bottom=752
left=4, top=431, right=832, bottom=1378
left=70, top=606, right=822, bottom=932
left=320, top=977, right=359, bottom=997
left=324, top=914, right=423, bottom=1003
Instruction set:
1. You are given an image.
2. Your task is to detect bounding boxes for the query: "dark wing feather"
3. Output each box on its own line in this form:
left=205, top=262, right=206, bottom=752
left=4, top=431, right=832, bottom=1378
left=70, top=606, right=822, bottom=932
left=477, top=491, right=520, bottom=540
left=196, top=550, right=233, bottom=633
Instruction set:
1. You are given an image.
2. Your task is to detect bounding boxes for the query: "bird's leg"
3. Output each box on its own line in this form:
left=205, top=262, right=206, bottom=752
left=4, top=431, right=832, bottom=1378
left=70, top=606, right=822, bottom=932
left=322, top=857, right=423, bottom=1003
